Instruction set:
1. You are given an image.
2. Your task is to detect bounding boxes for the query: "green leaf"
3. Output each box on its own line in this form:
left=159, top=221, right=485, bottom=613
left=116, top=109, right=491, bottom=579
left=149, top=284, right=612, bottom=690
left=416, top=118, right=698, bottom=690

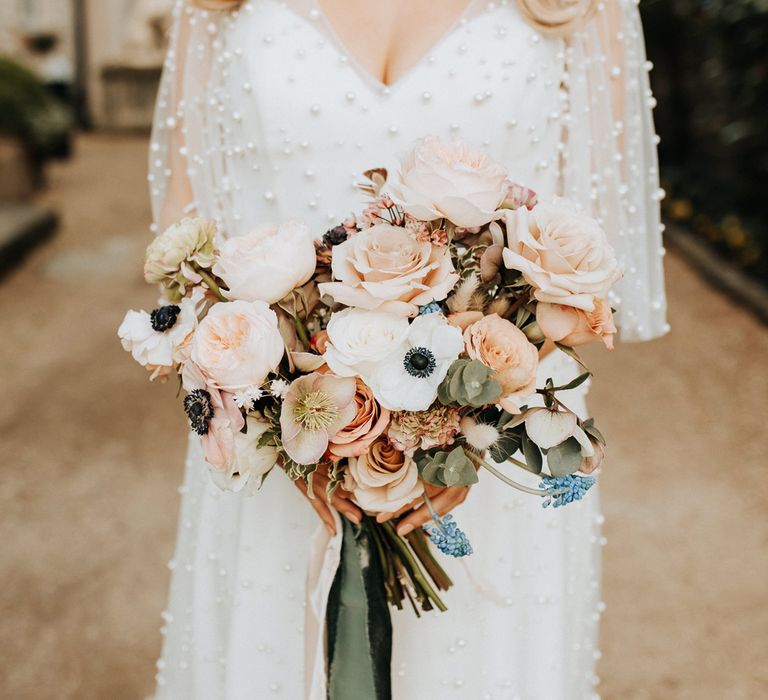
left=520, top=430, right=543, bottom=474
left=552, top=372, right=592, bottom=392
left=582, top=419, right=606, bottom=446
left=546, top=437, right=583, bottom=477
left=554, top=342, right=589, bottom=370
left=489, top=431, right=522, bottom=463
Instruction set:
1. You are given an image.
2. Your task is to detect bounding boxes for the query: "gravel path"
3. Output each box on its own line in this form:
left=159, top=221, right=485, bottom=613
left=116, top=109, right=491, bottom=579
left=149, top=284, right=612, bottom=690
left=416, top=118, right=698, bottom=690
left=1, top=134, right=766, bottom=699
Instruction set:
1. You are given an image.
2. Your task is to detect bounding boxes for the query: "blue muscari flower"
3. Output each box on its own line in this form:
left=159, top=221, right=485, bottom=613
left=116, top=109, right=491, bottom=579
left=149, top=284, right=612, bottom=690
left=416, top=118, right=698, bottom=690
left=539, top=474, right=596, bottom=509
left=423, top=514, right=473, bottom=557
left=418, top=301, right=442, bottom=316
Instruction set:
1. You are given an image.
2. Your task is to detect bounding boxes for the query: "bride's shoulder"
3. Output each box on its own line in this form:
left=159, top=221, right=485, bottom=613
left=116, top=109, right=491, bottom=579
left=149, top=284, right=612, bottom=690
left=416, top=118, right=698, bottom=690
left=186, top=0, right=243, bottom=10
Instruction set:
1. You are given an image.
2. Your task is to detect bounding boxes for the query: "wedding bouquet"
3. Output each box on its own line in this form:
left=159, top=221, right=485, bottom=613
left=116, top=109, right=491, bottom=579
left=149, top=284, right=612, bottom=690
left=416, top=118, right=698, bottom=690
left=120, top=137, right=620, bottom=617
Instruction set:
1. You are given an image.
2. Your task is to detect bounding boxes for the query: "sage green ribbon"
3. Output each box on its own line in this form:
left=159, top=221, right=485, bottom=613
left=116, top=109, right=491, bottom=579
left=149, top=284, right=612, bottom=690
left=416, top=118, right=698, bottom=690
left=326, top=517, right=392, bottom=700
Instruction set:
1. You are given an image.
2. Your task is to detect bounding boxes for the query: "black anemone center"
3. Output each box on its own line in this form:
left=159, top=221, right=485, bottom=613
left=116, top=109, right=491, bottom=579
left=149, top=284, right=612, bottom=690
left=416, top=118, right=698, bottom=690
left=184, top=389, right=214, bottom=435
left=403, top=347, right=436, bottom=379
left=322, top=225, right=348, bottom=247
left=151, top=304, right=181, bottom=332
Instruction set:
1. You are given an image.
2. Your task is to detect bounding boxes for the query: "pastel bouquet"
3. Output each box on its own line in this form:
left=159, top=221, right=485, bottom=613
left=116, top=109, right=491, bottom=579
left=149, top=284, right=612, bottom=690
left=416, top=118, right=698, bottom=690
left=120, top=137, right=621, bottom=623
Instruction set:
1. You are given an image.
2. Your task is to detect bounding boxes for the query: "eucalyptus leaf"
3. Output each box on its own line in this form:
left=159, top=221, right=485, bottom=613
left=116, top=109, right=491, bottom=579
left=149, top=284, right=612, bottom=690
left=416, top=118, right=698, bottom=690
left=545, top=437, right=583, bottom=477
left=520, top=430, right=543, bottom=474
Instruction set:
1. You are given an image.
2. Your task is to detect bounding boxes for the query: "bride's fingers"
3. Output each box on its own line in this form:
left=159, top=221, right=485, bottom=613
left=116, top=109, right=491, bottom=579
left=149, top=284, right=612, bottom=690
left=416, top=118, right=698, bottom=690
left=375, top=496, right=421, bottom=523
left=396, top=487, right=470, bottom=536
left=294, top=479, right=337, bottom=535
left=308, top=473, right=362, bottom=525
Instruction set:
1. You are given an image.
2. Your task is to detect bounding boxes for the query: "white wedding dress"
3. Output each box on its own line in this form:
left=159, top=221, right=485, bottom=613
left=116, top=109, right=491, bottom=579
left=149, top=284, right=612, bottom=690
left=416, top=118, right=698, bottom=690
left=149, top=1, right=668, bottom=698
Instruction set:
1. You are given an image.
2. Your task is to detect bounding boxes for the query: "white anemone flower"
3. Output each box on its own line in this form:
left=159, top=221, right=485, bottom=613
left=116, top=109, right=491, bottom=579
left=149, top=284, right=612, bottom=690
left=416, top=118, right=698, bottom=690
left=367, top=314, right=464, bottom=412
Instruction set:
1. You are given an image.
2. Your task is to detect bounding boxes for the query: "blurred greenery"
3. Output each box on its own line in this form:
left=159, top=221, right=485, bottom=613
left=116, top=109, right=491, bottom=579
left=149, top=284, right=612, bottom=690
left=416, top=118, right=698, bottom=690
left=0, top=56, right=72, bottom=161
left=642, top=0, right=768, bottom=282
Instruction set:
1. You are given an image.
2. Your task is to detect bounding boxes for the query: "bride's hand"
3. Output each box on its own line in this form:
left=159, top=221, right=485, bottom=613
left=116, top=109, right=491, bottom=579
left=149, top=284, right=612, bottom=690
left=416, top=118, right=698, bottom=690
left=293, top=465, right=362, bottom=536
left=376, top=483, right=471, bottom=537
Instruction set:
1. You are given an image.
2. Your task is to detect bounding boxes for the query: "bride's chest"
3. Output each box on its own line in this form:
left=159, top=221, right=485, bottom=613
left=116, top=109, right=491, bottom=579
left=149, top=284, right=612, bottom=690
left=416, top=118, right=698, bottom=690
left=214, top=1, right=565, bottom=164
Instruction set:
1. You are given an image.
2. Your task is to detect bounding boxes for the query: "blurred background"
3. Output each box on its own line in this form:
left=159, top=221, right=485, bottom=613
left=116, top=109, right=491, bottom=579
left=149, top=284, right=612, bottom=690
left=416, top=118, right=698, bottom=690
left=0, top=1, right=766, bottom=698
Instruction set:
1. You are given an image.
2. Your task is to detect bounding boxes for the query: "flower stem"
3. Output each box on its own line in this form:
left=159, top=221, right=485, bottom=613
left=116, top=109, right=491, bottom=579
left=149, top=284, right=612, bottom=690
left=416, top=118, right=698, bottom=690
left=194, top=265, right=227, bottom=302
left=293, top=315, right=311, bottom=351
left=380, top=521, right=447, bottom=612
left=469, top=453, right=547, bottom=497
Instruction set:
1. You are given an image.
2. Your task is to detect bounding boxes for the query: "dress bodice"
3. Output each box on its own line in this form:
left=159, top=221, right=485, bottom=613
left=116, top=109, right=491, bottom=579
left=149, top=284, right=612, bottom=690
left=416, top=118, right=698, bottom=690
left=202, top=0, right=564, bottom=236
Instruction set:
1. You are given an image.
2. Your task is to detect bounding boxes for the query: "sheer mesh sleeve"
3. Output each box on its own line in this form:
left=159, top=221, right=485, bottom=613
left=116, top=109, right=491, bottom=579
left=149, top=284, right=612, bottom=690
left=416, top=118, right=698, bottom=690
left=562, top=0, right=669, bottom=342
left=148, top=0, right=229, bottom=232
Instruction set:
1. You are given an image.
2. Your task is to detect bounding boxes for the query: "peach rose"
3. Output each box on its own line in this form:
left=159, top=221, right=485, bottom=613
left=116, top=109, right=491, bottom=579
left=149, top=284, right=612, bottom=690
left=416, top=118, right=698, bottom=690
left=347, top=437, right=423, bottom=513
left=190, top=300, right=284, bottom=392
left=318, top=224, right=459, bottom=317
left=328, top=380, right=390, bottom=458
left=464, top=314, right=539, bottom=413
left=536, top=298, right=617, bottom=349
left=503, top=198, right=622, bottom=311
left=389, top=137, right=509, bottom=228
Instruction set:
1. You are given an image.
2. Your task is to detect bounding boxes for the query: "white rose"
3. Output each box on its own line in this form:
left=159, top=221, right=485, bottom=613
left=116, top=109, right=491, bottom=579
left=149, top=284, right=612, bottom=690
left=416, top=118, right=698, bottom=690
left=323, top=308, right=410, bottom=379
left=209, top=415, right=278, bottom=494
left=144, top=217, right=217, bottom=301
left=213, top=221, right=317, bottom=304
left=367, top=314, right=464, bottom=411
left=389, top=136, right=509, bottom=228
left=118, top=288, right=204, bottom=373
left=190, top=299, right=284, bottom=392
left=503, top=198, right=622, bottom=311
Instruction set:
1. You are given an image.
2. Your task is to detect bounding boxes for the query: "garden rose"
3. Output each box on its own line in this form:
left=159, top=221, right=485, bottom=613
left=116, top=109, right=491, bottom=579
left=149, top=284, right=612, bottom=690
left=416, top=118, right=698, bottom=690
left=328, top=380, right=390, bottom=458
left=503, top=198, right=622, bottom=311
left=537, top=298, right=617, bottom=349
left=463, top=314, right=539, bottom=413
left=144, top=217, right=217, bottom=302
left=190, top=300, right=284, bottom=392
left=389, top=136, right=509, bottom=228
left=347, top=437, right=423, bottom=513
left=213, top=222, right=316, bottom=304
left=323, top=308, right=410, bottom=379
left=319, top=224, right=458, bottom=316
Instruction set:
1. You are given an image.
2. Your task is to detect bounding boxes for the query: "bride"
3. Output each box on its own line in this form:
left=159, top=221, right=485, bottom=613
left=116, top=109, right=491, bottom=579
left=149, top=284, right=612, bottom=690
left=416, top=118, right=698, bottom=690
left=149, top=0, right=668, bottom=697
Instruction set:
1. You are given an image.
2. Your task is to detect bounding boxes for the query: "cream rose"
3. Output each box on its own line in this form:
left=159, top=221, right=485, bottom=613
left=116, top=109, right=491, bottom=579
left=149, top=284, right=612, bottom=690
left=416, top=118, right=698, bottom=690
left=190, top=300, right=284, bottom=392
left=537, top=298, right=617, bottom=349
left=318, top=224, right=458, bottom=316
left=213, top=222, right=317, bottom=304
left=464, top=314, right=539, bottom=413
left=328, top=380, right=390, bottom=458
left=347, top=437, right=423, bottom=513
left=389, top=137, right=509, bottom=228
left=503, top=198, right=622, bottom=311
left=144, top=217, right=217, bottom=302
left=323, top=308, right=410, bottom=378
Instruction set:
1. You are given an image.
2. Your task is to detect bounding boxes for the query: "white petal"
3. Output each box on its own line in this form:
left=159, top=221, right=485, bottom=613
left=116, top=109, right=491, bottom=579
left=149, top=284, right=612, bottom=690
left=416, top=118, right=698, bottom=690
left=525, top=408, right=577, bottom=449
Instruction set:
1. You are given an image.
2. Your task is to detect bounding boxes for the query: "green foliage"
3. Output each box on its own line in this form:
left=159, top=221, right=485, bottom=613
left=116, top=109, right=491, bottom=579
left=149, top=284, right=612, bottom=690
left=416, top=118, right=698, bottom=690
left=437, top=359, right=502, bottom=408
left=0, top=56, right=71, bottom=156
left=416, top=446, right=479, bottom=487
